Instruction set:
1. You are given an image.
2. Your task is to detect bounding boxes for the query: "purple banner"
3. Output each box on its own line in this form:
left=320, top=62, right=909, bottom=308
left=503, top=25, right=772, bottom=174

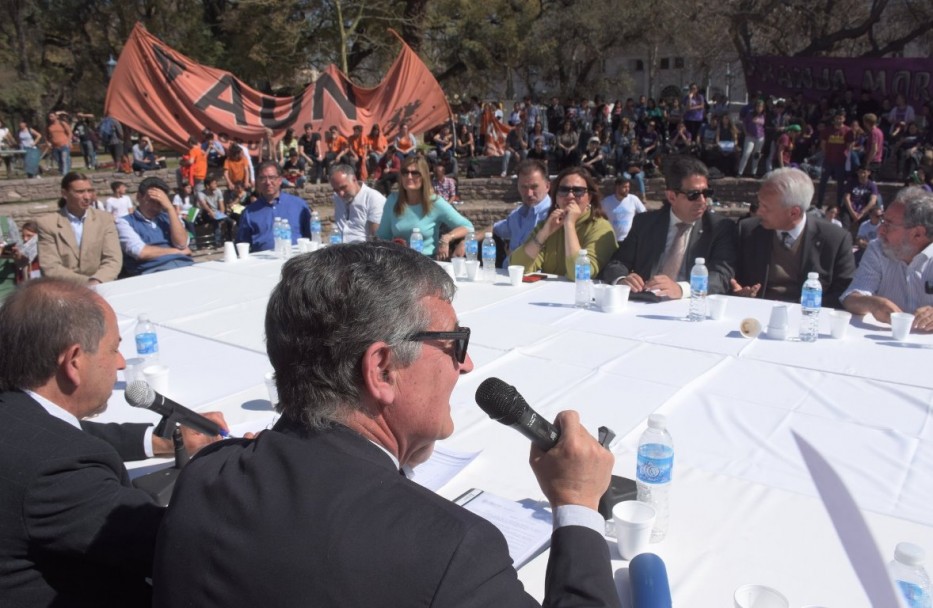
left=746, top=56, right=933, bottom=104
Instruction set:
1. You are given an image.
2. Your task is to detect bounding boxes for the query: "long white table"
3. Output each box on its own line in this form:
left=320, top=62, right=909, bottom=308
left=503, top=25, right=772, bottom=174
left=94, top=257, right=933, bottom=607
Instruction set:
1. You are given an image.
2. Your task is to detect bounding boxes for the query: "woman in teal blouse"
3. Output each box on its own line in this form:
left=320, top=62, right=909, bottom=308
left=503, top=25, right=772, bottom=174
left=376, top=155, right=473, bottom=260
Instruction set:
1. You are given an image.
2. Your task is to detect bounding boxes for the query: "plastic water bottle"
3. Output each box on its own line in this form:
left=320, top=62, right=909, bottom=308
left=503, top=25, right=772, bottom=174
left=281, top=219, right=292, bottom=257
left=465, top=231, right=478, bottom=262
left=574, top=249, right=592, bottom=308
left=800, top=271, right=822, bottom=342
left=310, top=211, right=322, bottom=245
left=273, top=218, right=283, bottom=257
left=328, top=224, right=343, bottom=245
left=636, top=413, right=674, bottom=542
left=409, top=227, right=424, bottom=253
left=688, top=257, right=708, bottom=322
left=134, top=314, right=159, bottom=363
left=482, top=232, right=496, bottom=281
left=889, top=542, right=932, bottom=608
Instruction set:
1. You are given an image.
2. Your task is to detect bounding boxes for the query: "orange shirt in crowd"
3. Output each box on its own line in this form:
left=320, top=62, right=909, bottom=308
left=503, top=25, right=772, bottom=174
left=349, top=134, right=368, bottom=158
left=224, top=156, right=250, bottom=187
left=327, top=134, right=348, bottom=154
left=396, top=134, right=414, bottom=154
left=366, top=133, right=388, bottom=154
left=47, top=120, right=72, bottom=148
left=188, top=145, right=208, bottom=181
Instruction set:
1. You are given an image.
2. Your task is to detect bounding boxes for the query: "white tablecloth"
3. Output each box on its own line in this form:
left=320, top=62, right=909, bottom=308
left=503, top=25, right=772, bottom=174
left=96, top=257, right=933, bottom=607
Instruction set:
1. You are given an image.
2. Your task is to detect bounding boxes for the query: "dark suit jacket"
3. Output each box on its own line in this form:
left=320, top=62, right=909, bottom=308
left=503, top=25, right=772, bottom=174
left=599, top=206, right=738, bottom=295
left=0, top=391, right=163, bottom=607
left=153, top=418, right=619, bottom=608
left=735, top=215, right=855, bottom=308
left=36, top=207, right=122, bottom=283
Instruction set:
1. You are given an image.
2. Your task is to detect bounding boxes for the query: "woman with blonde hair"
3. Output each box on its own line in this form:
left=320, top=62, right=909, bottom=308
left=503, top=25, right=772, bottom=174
left=376, top=155, right=473, bottom=260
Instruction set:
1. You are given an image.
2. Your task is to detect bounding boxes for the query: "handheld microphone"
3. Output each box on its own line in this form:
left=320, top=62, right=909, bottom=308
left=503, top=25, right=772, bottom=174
left=125, top=380, right=227, bottom=438
left=474, top=377, right=559, bottom=450
left=629, top=553, right=673, bottom=608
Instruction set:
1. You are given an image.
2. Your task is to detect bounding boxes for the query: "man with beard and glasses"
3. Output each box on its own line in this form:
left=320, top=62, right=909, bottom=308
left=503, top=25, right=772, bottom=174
left=842, top=187, right=933, bottom=331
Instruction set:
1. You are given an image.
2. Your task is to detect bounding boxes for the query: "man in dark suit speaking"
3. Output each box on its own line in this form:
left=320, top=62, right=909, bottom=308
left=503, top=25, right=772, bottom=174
left=599, top=156, right=737, bottom=297
left=0, top=279, right=228, bottom=607
left=731, top=167, right=855, bottom=308
left=153, top=242, right=620, bottom=607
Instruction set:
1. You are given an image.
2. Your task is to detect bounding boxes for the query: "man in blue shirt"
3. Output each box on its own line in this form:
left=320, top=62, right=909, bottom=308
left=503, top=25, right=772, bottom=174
left=492, top=159, right=551, bottom=267
left=115, top=176, right=193, bottom=276
left=236, top=161, right=312, bottom=252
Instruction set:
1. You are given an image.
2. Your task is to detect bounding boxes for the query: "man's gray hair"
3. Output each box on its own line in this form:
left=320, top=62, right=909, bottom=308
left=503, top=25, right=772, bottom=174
left=894, top=186, right=933, bottom=239
left=265, top=241, right=456, bottom=430
left=761, top=168, right=814, bottom=212
left=0, top=279, right=106, bottom=391
left=329, top=164, right=356, bottom=181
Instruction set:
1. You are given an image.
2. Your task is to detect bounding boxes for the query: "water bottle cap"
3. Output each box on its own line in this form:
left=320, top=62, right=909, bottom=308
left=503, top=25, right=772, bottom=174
left=807, top=272, right=819, bottom=280
left=694, top=257, right=705, bottom=265
left=647, top=413, right=667, bottom=430
left=895, top=542, right=926, bottom=566
left=413, top=227, right=420, bottom=233
left=485, top=232, right=492, bottom=238
left=138, top=313, right=150, bottom=322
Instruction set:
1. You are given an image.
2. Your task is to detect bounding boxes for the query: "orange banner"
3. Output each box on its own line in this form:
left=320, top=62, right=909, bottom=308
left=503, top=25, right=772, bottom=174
left=105, top=24, right=452, bottom=151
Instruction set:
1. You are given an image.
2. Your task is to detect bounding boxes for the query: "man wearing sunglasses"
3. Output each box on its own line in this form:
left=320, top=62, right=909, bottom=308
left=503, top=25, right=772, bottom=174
left=599, top=156, right=738, bottom=299
left=731, top=167, right=855, bottom=308
left=154, top=241, right=618, bottom=607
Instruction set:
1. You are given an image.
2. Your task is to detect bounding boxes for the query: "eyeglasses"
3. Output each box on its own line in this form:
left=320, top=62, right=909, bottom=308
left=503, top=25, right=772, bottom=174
left=675, top=188, right=714, bottom=201
left=879, top=218, right=906, bottom=229
left=556, top=186, right=589, bottom=198
left=408, top=326, right=471, bottom=364
left=258, top=174, right=280, bottom=182
left=401, top=170, right=422, bottom=178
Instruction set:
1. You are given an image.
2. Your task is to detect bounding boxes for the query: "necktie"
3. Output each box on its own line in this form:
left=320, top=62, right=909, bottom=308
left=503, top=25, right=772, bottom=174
left=659, top=222, right=691, bottom=280
left=781, top=231, right=793, bottom=249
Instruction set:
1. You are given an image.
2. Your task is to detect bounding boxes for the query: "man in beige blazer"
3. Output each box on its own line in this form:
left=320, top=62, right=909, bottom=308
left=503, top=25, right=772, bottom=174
left=37, top=172, right=122, bottom=284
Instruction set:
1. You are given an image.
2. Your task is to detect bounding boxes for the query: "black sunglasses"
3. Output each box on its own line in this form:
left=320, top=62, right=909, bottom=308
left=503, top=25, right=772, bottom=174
left=401, top=169, right=422, bottom=177
left=408, top=326, right=471, bottom=364
left=676, top=188, right=714, bottom=201
left=556, top=186, right=590, bottom=198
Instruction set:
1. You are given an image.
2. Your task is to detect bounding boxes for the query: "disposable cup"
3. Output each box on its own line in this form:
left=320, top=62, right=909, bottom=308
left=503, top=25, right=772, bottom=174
left=707, top=295, right=728, bottom=320
left=612, top=500, right=656, bottom=560
left=733, top=584, right=789, bottom=608
left=891, top=312, right=915, bottom=341
left=451, top=257, right=467, bottom=278
left=264, top=371, right=279, bottom=407
left=464, top=260, right=480, bottom=281
left=236, top=242, right=250, bottom=259
left=296, top=238, right=311, bottom=253
left=829, top=310, right=852, bottom=339
left=437, top=261, right=457, bottom=283
left=766, top=305, right=789, bottom=340
left=508, top=265, right=524, bottom=286
left=142, top=364, right=170, bottom=394
left=739, top=318, right=762, bottom=339
left=223, top=241, right=237, bottom=263
left=600, top=284, right=630, bottom=313
left=124, top=357, right=146, bottom=385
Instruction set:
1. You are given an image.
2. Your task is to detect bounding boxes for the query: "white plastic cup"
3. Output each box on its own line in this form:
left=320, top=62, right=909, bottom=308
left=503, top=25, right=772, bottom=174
left=236, top=242, right=250, bottom=259
left=604, top=284, right=631, bottom=313
left=451, top=257, right=467, bottom=278
left=508, top=265, right=524, bottom=286
left=733, top=584, right=789, bottom=608
left=612, top=500, right=656, bottom=560
left=707, top=294, right=728, bottom=320
left=464, top=260, right=480, bottom=281
left=766, top=304, right=789, bottom=340
left=891, top=312, right=915, bottom=341
left=264, top=371, right=278, bottom=407
left=437, top=261, right=457, bottom=283
left=296, top=238, right=311, bottom=253
left=223, top=241, right=237, bottom=263
left=124, top=357, right=146, bottom=385
left=142, top=364, right=170, bottom=394
left=740, top=318, right=762, bottom=339
left=829, top=310, right=852, bottom=339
